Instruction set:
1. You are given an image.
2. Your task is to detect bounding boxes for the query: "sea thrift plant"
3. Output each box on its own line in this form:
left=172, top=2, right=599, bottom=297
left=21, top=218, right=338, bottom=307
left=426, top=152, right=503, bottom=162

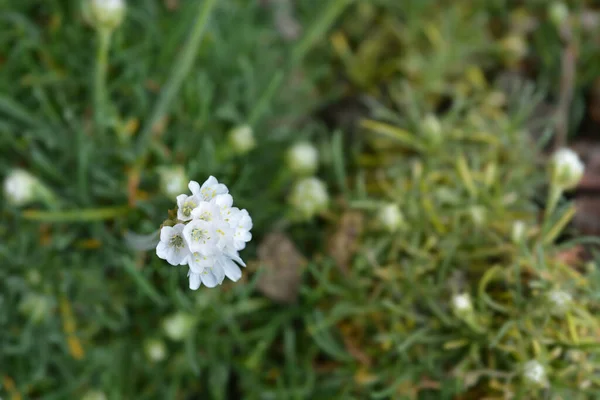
left=155, top=176, right=252, bottom=289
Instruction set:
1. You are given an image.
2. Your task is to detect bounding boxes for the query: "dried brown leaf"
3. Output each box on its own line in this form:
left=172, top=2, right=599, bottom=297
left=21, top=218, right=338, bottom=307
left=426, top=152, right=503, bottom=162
left=327, top=211, right=364, bottom=274
left=257, top=232, right=306, bottom=304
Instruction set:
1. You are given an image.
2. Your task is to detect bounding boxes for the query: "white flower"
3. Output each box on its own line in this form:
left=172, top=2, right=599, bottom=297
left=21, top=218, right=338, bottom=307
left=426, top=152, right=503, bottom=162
left=232, top=209, right=253, bottom=250
left=287, top=142, right=319, bottom=175
left=176, top=193, right=200, bottom=221
left=157, top=165, right=188, bottom=199
left=289, top=177, right=329, bottom=220
left=183, top=219, right=218, bottom=255
left=228, top=125, right=256, bottom=154
left=90, top=0, right=126, bottom=31
left=511, top=220, right=526, bottom=244
left=547, top=289, right=572, bottom=313
left=156, top=224, right=190, bottom=266
left=523, top=360, right=547, bottom=386
left=189, top=176, right=228, bottom=202
left=4, top=168, right=39, bottom=206
left=378, top=203, right=404, bottom=232
left=144, top=338, right=166, bottom=362
left=551, top=148, right=584, bottom=190
left=452, top=293, right=473, bottom=314
left=162, top=312, right=194, bottom=341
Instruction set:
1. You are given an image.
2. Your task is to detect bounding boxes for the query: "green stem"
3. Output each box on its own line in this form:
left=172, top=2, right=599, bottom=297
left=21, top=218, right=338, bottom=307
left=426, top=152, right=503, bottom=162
left=543, top=183, right=563, bottom=230
left=22, top=206, right=130, bottom=222
left=135, top=0, right=218, bottom=159
left=94, top=29, right=111, bottom=137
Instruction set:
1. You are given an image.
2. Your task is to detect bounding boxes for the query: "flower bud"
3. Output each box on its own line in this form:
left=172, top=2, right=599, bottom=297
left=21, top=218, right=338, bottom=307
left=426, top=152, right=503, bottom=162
left=288, top=177, right=329, bottom=220
left=377, top=203, right=404, bottom=232
left=4, top=168, right=39, bottom=206
left=500, top=35, right=527, bottom=63
left=144, top=338, right=167, bottom=362
left=511, top=220, right=526, bottom=244
left=157, top=165, right=188, bottom=199
left=548, top=2, right=569, bottom=28
left=547, top=289, right=572, bottom=314
left=469, top=205, right=486, bottom=227
left=228, top=125, right=256, bottom=155
left=162, top=312, right=194, bottom=341
left=19, top=294, right=52, bottom=323
left=422, top=114, right=442, bottom=145
left=287, top=142, right=318, bottom=176
left=88, top=0, right=126, bottom=32
left=82, top=390, right=108, bottom=400
left=452, top=293, right=473, bottom=316
left=551, top=148, right=584, bottom=190
left=522, top=360, right=547, bottom=387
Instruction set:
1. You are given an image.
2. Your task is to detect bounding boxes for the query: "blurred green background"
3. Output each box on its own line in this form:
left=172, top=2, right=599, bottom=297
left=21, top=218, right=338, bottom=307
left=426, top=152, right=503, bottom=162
left=2, top=0, right=600, bottom=399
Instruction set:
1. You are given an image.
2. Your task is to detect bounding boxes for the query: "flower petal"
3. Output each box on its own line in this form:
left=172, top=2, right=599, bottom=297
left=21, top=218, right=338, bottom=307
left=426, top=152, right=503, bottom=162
left=200, top=270, right=218, bottom=288
left=188, top=271, right=202, bottom=290
left=220, top=257, right=242, bottom=282
left=160, top=226, right=174, bottom=242
left=188, top=180, right=200, bottom=195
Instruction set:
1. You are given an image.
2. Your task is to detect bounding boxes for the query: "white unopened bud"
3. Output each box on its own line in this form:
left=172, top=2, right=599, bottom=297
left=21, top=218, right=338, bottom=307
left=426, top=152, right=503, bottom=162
left=422, top=114, right=442, bottom=145
left=3, top=168, right=54, bottom=207
left=523, top=360, right=547, bottom=387
left=157, top=165, right=188, bottom=199
left=19, top=294, right=52, bottom=323
left=511, top=220, right=526, bottom=244
left=228, top=125, right=256, bottom=154
left=89, top=0, right=126, bottom=31
left=289, top=177, right=328, bottom=220
left=500, top=35, right=528, bottom=62
left=162, top=312, right=194, bottom=341
left=469, top=205, right=486, bottom=226
left=82, top=390, right=108, bottom=400
left=452, top=293, right=473, bottom=315
left=144, top=338, right=167, bottom=362
left=551, top=148, right=584, bottom=190
left=377, top=203, right=404, bottom=232
left=548, top=2, right=569, bottom=28
left=287, top=142, right=318, bottom=176
left=547, top=289, right=572, bottom=314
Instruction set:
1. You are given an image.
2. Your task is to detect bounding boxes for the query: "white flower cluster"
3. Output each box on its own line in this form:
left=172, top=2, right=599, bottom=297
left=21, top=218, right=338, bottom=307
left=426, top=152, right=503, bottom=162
left=155, top=176, right=252, bottom=289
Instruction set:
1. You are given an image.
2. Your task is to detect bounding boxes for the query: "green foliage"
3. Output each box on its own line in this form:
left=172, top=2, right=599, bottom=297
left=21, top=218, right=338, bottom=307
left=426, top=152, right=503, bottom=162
left=1, top=0, right=599, bottom=399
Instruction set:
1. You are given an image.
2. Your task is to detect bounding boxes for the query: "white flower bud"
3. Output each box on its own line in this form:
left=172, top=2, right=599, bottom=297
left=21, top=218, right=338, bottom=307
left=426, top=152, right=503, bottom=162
left=157, top=165, right=188, bottom=199
left=19, top=294, right=52, bottom=323
left=377, top=203, right=404, bottom=232
left=228, top=125, right=256, bottom=154
left=523, top=360, right=547, bottom=387
left=3, top=168, right=39, bottom=206
left=547, top=289, right=572, bottom=314
left=89, top=0, right=126, bottom=31
left=469, top=205, right=486, bottom=226
left=144, top=338, right=167, bottom=362
left=548, top=2, right=569, bottom=28
left=82, top=390, right=108, bottom=400
left=452, top=293, right=473, bottom=315
left=500, top=35, right=528, bottom=61
left=511, top=220, right=526, bottom=244
left=422, top=114, right=442, bottom=145
left=289, top=177, right=329, bottom=220
left=551, top=148, right=584, bottom=190
left=162, top=312, right=194, bottom=341
left=287, top=142, right=319, bottom=176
